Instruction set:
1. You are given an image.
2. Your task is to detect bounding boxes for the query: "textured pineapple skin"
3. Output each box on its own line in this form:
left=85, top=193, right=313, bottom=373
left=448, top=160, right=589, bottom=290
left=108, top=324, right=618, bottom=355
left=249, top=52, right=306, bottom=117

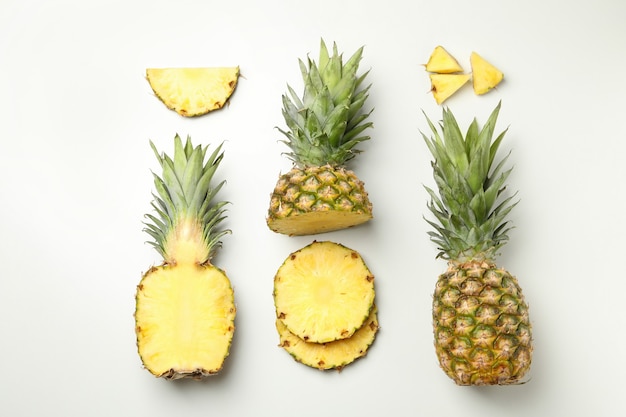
left=267, top=165, right=373, bottom=236
left=433, top=261, right=532, bottom=385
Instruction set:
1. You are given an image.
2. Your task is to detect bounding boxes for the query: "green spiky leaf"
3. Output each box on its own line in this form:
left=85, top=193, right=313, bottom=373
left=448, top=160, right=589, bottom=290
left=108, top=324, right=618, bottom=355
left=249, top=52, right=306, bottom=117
left=143, top=134, right=230, bottom=263
left=422, top=102, right=518, bottom=262
left=279, top=39, right=373, bottom=168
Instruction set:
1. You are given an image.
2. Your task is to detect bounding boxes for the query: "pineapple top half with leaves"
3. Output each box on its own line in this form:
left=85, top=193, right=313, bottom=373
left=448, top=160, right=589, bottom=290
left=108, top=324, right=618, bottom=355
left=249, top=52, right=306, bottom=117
left=421, top=102, right=532, bottom=385
left=267, top=40, right=374, bottom=236
left=135, top=135, right=236, bottom=380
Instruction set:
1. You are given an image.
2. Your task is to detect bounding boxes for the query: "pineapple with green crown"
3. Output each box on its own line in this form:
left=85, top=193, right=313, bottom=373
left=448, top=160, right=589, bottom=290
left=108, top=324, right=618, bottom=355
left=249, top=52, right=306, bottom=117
left=135, top=134, right=236, bottom=380
left=421, top=102, right=532, bottom=385
left=267, top=40, right=374, bottom=236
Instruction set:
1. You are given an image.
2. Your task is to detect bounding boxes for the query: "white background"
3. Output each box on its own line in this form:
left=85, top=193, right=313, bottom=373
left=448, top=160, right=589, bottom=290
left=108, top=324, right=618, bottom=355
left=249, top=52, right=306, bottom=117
left=1, top=0, right=624, bottom=416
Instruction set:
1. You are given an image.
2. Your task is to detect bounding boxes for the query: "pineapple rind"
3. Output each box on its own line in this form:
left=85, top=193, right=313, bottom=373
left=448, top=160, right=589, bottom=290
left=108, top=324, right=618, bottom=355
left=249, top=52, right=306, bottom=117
left=273, top=241, right=375, bottom=344
left=433, top=261, right=532, bottom=385
left=146, top=67, right=239, bottom=117
left=135, top=264, right=236, bottom=380
left=267, top=165, right=373, bottom=236
left=276, top=306, right=379, bottom=370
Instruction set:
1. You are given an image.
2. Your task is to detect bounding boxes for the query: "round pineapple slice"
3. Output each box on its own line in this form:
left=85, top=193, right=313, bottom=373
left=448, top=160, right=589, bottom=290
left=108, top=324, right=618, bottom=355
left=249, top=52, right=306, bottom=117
left=277, top=306, right=378, bottom=370
left=273, top=241, right=375, bottom=344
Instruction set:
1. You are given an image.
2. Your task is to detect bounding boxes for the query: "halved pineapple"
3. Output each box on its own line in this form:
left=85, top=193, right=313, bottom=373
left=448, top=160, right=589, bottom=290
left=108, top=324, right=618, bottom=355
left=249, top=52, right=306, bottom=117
left=146, top=67, right=239, bottom=117
left=273, top=241, right=375, bottom=344
left=470, top=52, right=503, bottom=95
left=429, top=73, right=471, bottom=104
left=276, top=306, right=379, bottom=370
left=135, top=135, right=236, bottom=380
left=425, top=46, right=463, bottom=73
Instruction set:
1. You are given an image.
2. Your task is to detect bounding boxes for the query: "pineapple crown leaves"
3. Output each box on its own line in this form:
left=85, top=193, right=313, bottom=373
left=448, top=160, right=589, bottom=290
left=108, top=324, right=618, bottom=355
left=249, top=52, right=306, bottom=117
left=143, top=134, right=230, bottom=263
left=278, top=39, right=374, bottom=168
left=421, top=102, right=518, bottom=262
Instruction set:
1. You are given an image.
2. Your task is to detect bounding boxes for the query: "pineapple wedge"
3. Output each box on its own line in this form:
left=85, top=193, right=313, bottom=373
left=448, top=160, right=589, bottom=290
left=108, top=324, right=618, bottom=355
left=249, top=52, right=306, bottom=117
left=146, top=67, right=239, bottom=117
left=429, top=73, right=471, bottom=104
left=276, top=306, right=379, bottom=370
left=425, top=46, right=463, bottom=73
left=274, top=241, right=376, bottom=344
left=470, top=52, right=503, bottom=95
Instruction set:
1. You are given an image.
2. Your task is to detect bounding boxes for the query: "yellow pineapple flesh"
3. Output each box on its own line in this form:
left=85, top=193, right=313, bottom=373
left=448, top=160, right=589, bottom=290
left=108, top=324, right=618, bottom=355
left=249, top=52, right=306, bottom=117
left=425, top=46, right=464, bottom=73
left=276, top=306, right=379, bottom=370
left=429, top=73, right=471, bottom=104
left=470, top=52, right=503, bottom=95
left=273, top=241, right=376, bottom=344
left=136, top=264, right=235, bottom=379
left=146, top=67, right=239, bottom=117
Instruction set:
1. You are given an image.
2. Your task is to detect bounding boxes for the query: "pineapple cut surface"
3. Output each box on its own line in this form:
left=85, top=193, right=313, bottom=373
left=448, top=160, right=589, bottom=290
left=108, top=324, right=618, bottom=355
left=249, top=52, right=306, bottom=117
left=268, top=210, right=373, bottom=236
left=425, top=46, right=464, bottom=73
left=274, top=241, right=375, bottom=344
left=276, top=306, right=379, bottom=370
left=470, top=52, right=503, bottom=95
left=146, top=67, right=239, bottom=117
left=135, top=264, right=236, bottom=379
left=429, top=73, right=471, bottom=104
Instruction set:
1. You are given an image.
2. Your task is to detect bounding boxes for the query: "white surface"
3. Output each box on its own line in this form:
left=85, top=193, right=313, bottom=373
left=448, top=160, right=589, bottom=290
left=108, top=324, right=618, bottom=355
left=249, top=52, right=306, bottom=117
left=1, top=0, right=624, bottom=415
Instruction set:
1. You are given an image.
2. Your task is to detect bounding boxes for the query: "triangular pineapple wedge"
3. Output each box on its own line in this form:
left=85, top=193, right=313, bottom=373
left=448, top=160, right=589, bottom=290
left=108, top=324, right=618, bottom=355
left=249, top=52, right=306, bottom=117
left=470, top=52, right=503, bottom=95
left=425, top=46, right=464, bottom=73
left=146, top=67, right=239, bottom=117
left=429, top=73, right=471, bottom=104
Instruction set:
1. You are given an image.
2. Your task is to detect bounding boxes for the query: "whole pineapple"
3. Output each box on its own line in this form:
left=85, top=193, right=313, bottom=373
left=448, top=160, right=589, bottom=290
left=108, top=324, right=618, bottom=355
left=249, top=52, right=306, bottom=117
left=267, top=40, right=374, bottom=236
left=135, top=135, right=236, bottom=380
left=421, top=103, right=532, bottom=385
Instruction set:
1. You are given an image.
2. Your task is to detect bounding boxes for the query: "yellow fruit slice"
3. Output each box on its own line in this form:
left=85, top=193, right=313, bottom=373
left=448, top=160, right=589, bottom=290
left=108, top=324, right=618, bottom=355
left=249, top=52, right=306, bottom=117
left=273, top=241, right=376, bottom=344
left=429, top=73, right=471, bottom=104
left=425, top=46, right=463, bottom=74
left=470, top=52, right=503, bottom=95
left=276, top=306, right=379, bottom=370
left=146, top=67, right=239, bottom=117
